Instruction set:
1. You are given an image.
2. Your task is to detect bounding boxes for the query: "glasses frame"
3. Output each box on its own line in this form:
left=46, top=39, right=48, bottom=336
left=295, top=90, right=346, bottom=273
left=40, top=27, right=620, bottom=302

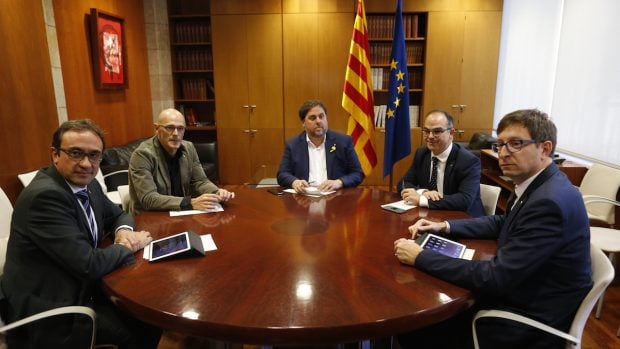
left=158, top=124, right=186, bottom=133
left=491, top=139, right=539, bottom=153
left=422, top=127, right=452, bottom=137
left=57, top=148, right=103, bottom=163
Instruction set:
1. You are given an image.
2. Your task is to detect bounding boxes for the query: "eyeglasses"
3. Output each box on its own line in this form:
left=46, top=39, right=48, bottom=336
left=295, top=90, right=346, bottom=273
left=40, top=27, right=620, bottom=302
left=158, top=124, right=186, bottom=133
left=57, top=148, right=103, bottom=163
left=422, top=128, right=451, bottom=137
left=492, top=139, right=539, bottom=153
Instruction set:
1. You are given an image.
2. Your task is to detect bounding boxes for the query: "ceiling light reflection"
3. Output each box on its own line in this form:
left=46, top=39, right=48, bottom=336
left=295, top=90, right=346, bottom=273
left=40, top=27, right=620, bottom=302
left=296, top=282, right=313, bottom=300
left=182, top=310, right=200, bottom=320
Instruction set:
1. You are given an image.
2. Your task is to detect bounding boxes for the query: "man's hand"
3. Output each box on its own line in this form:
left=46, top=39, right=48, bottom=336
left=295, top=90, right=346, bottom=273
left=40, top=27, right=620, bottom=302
left=291, top=179, right=311, bottom=193
left=115, top=229, right=152, bottom=252
left=422, top=190, right=443, bottom=201
left=408, top=219, right=447, bottom=239
left=401, top=188, right=421, bottom=205
left=393, top=238, right=423, bottom=265
left=216, top=188, right=235, bottom=202
left=191, top=193, right=221, bottom=210
left=317, top=179, right=343, bottom=192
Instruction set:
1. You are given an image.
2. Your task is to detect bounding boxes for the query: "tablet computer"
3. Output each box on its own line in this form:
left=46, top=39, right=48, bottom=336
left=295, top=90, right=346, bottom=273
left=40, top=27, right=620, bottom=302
left=149, top=231, right=205, bottom=262
left=418, top=233, right=466, bottom=259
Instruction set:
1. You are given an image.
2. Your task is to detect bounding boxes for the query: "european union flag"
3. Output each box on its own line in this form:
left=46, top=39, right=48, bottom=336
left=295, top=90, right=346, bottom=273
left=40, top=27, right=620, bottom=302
left=383, top=0, right=411, bottom=177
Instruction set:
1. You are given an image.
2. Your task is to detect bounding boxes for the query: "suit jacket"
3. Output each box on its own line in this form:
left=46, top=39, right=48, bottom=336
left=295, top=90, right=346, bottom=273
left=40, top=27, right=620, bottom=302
left=128, top=136, right=219, bottom=214
left=1, top=166, right=135, bottom=347
left=397, top=143, right=485, bottom=217
left=415, top=163, right=592, bottom=347
left=277, top=130, right=364, bottom=188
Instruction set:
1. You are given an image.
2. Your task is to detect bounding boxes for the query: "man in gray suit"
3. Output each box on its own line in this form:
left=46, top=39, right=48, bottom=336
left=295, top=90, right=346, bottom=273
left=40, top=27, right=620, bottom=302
left=1, top=120, right=160, bottom=348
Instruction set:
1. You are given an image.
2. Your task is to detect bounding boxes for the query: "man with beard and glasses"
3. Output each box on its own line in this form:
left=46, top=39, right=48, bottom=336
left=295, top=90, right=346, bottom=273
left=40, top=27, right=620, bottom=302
left=277, top=99, right=364, bottom=193
left=128, top=108, right=233, bottom=214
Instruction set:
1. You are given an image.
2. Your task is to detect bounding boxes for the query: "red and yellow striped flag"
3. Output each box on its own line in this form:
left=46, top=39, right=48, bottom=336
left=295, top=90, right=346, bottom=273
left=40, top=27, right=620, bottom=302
left=342, top=0, right=376, bottom=176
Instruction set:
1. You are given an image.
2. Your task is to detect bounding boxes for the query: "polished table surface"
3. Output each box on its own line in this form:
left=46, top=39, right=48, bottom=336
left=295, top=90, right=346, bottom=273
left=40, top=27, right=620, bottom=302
left=102, top=187, right=496, bottom=345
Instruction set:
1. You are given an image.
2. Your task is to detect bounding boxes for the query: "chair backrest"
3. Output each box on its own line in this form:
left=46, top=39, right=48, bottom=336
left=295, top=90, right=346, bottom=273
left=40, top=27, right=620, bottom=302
left=567, top=244, right=615, bottom=346
left=579, top=163, right=620, bottom=225
left=0, top=187, right=13, bottom=276
left=18, top=170, right=108, bottom=193
left=480, top=184, right=501, bottom=216
left=117, top=185, right=130, bottom=212
left=17, top=170, right=38, bottom=188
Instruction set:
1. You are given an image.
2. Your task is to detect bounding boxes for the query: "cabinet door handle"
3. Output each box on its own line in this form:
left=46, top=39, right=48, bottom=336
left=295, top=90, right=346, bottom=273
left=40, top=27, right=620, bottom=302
left=242, top=129, right=251, bottom=133
left=250, top=129, right=258, bottom=133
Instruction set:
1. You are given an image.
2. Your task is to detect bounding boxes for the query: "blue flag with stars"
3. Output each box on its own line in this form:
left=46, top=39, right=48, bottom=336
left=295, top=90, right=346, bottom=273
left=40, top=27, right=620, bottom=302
left=383, top=0, right=411, bottom=177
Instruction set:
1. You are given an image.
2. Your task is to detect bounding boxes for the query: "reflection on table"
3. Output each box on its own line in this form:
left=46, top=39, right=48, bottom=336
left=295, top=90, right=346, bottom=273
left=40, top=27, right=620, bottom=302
left=102, top=187, right=496, bottom=346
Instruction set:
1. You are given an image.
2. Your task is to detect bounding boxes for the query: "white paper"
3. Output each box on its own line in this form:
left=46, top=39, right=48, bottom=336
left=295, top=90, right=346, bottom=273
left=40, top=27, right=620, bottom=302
left=169, top=203, right=223, bottom=216
left=282, top=188, right=336, bottom=197
left=381, top=199, right=417, bottom=211
left=142, top=233, right=217, bottom=259
left=462, top=249, right=475, bottom=260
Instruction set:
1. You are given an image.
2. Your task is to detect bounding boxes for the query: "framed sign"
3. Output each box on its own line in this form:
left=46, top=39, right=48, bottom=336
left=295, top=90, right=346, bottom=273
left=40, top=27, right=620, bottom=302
left=89, top=9, right=127, bottom=89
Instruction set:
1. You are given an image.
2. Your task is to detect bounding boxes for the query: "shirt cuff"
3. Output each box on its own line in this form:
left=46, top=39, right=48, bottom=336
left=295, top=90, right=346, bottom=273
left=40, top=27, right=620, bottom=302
left=418, top=195, right=429, bottom=207
left=444, top=221, right=451, bottom=234
left=181, top=196, right=193, bottom=210
left=115, top=225, right=133, bottom=233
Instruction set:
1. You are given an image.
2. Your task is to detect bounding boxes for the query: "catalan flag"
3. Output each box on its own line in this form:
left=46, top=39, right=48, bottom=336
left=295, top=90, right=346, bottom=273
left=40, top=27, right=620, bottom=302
left=342, top=0, right=376, bottom=177
left=383, top=0, right=411, bottom=177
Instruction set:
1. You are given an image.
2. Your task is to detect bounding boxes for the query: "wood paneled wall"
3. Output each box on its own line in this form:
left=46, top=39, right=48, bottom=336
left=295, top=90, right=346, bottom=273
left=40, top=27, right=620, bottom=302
left=0, top=0, right=154, bottom=204
left=0, top=1, right=59, bottom=203
left=53, top=0, right=154, bottom=147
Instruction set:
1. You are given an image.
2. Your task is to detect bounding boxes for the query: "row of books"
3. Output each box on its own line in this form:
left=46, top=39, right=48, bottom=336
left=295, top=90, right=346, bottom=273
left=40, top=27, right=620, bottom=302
left=367, top=14, right=420, bottom=39
left=374, top=105, right=420, bottom=128
left=371, top=68, right=423, bottom=90
left=175, top=50, right=213, bottom=71
left=178, top=78, right=214, bottom=100
left=172, top=22, right=211, bottom=44
left=177, top=105, right=216, bottom=126
left=369, top=42, right=424, bottom=65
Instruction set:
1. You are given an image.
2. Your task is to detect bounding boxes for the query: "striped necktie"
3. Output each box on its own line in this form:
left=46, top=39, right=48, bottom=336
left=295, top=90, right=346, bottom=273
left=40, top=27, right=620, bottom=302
left=75, top=189, right=98, bottom=246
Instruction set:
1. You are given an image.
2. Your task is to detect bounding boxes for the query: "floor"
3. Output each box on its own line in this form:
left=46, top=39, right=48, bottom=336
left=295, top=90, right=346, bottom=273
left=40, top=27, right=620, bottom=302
left=157, top=276, right=620, bottom=349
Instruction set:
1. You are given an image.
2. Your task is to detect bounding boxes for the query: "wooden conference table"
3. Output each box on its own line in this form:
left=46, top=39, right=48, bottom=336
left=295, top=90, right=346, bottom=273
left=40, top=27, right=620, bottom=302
left=102, top=187, right=496, bottom=346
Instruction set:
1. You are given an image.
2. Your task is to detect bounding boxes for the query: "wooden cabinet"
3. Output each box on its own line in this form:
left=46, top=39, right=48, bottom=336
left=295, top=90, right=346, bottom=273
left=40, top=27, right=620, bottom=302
left=211, top=13, right=284, bottom=184
left=424, top=11, right=502, bottom=142
left=480, top=149, right=588, bottom=213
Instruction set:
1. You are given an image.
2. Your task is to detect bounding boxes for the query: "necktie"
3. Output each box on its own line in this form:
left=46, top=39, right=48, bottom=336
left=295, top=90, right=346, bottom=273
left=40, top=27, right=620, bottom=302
left=429, top=156, right=439, bottom=191
left=76, top=189, right=98, bottom=246
left=505, top=191, right=517, bottom=215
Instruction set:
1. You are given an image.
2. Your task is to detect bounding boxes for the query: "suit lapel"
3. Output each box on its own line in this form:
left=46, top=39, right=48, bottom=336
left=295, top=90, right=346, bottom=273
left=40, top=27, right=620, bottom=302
left=442, top=145, right=459, bottom=192
left=500, top=163, right=559, bottom=245
left=325, top=132, right=336, bottom=179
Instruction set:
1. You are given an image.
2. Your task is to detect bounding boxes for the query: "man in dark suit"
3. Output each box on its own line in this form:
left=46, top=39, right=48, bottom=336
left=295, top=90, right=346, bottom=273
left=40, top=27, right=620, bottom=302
left=398, top=110, right=485, bottom=217
left=1, top=120, right=160, bottom=348
left=394, top=109, right=592, bottom=348
left=277, top=99, right=364, bottom=192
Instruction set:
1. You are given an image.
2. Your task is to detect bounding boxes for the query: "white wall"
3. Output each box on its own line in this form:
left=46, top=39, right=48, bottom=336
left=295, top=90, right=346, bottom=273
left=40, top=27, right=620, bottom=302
left=494, top=0, right=620, bottom=167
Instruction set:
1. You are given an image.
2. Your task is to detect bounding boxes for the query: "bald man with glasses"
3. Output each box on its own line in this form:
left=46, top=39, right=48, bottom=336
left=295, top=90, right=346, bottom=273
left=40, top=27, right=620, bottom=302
left=128, top=108, right=233, bottom=214
left=397, top=110, right=485, bottom=217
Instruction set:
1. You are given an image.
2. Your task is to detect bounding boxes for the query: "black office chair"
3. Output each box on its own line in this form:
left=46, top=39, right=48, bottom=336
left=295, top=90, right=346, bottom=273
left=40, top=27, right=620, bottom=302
left=194, top=142, right=218, bottom=183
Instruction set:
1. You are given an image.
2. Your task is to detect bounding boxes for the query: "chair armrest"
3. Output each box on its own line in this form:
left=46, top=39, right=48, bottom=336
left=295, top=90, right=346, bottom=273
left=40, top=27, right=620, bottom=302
left=582, top=195, right=620, bottom=206
left=472, top=309, right=578, bottom=349
left=0, top=306, right=95, bottom=348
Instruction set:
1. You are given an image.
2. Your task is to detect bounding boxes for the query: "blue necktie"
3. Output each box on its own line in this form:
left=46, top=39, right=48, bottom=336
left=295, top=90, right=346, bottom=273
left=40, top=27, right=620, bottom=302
left=429, top=157, right=439, bottom=191
left=76, top=190, right=98, bottom=246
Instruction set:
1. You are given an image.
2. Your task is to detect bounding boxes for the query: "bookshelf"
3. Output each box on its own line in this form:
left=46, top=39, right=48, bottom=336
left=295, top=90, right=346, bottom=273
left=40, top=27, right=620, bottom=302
left=367, top=12, right=427, bottom=130
left=168, top=1, right=216, bottom=132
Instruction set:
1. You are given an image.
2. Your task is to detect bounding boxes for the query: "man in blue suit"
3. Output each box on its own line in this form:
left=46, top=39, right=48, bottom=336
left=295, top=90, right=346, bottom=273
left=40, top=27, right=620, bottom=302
left=398, top=110, right=485, bottom=217
left=394, top=109, right=592, bottom=348
left=277, top=100, right=364, bottom=193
